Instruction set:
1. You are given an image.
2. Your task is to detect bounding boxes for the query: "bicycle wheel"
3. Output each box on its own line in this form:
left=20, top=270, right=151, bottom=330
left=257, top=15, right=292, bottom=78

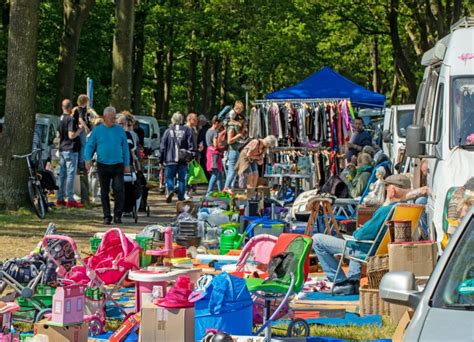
left=287, top=318, right=310, bottom=337
left=28, top=179, right=46, bottom=219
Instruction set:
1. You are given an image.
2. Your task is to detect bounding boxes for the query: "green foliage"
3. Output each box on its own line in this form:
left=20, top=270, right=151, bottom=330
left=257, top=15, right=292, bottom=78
left=0, top=0, right=472, bottom=118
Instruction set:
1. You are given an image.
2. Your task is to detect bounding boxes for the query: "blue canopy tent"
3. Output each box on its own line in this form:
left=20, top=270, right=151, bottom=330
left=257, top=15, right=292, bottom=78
left=266, top=66, right=386, bottom=108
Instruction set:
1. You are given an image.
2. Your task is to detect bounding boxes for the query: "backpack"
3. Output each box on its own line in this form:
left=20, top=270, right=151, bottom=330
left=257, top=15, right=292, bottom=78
left=216, top=129, right=228, bottom=152
left=320, top=175, right=349, bottom=198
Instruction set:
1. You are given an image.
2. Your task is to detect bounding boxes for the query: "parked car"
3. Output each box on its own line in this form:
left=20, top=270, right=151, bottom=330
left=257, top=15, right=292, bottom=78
left=380, top=207, right=474, bottom=341
left=35, top=114, right=59, bottom=163
left=405, top=17, right=474, bottom=244
left=135, top=115, right=161, bottom=154
left=382, top=104, right=415, bottom=167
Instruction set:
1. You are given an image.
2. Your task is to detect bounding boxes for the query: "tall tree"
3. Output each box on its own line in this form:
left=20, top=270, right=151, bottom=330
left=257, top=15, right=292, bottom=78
left=132, top=0, right=149, bottom=115
left=55, top=0, right=95, bottom=115
left=0, top=0, right=40, bottom=209
left=388, top=0, right=418, bottom=102
left=111, top=0, right=135, bottom=112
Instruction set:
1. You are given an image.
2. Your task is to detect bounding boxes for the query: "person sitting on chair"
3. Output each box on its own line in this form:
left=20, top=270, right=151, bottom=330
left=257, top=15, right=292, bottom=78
left=312, top=174, right=412, bottom=295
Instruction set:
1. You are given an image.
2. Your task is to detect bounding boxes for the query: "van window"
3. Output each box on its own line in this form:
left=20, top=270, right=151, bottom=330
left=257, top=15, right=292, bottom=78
left=48, top=124, right=56, bottom=145
left=35, top=124, right=48, bottom=144
left=451, top=77, right=474, bottom=148
left=139, top=122, right=151, bottom=138
left=433, top=83, right=444, bottom=143
left=431, top=216, right=474, bottom=310
left=396, top=109, right=414, bottom=138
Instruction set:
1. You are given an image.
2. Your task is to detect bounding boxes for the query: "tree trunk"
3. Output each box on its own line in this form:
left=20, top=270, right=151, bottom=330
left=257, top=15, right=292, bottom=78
left=0, top=0, right=40, bottom=209
left=370, top=35, right=381, bottom=93
left=210, top=57, right=219, bottom=114
left=163, top=44, right=173, bottom=119
left=390, top=68, right=399, bottom=105
left=187, top=49, right=197, bottom=113
left=200, top=53, right=211, bottom=115
left=452, top=0, right=462, bottom=24
left=153, top=43, right=164, bottom=119
left=388, top=0, right=418, bottom=102
left=219, top=56, right=228, bottom=107
left=55, top=0, right=95, bottom=115
left=111, top=0, right=135, bottom=112
left=132, top=1, right=147, bottom=115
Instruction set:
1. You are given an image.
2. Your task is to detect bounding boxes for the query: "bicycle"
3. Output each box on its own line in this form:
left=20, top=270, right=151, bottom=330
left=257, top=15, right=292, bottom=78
left=12, top=149, right=49, bottom=219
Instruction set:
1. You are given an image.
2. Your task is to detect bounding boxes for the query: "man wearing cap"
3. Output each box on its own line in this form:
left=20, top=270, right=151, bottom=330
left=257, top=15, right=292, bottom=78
left=312, top=174, right=412, bottom=295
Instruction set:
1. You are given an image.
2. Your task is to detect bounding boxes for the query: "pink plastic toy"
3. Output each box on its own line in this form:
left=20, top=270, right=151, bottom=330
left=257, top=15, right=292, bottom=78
left=0, top=302, right=19, bottom=342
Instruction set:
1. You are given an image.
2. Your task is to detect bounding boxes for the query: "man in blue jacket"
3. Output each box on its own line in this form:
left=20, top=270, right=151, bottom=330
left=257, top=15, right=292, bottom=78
left=84, top=106, right=130, bottom=225
left=159, top=112, right=195, bottom=203
left=312, top=174, right=412, bottom=295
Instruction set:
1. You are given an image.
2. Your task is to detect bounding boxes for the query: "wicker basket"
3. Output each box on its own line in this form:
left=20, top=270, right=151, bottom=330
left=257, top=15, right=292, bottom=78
left=360, top=285, right=391, bottom=316
left=366, top=254, right=389, bottom=289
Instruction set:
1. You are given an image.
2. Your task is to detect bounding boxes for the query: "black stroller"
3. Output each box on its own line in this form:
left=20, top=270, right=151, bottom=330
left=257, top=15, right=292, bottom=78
left=123, top=172, right=142, bottom=223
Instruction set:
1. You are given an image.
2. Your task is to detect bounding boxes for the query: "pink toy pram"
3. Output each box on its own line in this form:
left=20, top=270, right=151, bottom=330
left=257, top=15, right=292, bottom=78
left=67, top=228, right=141, bottom=285
left=230, top=234, right=278, bottom=278
left=41, top=228, right=140, bottom=335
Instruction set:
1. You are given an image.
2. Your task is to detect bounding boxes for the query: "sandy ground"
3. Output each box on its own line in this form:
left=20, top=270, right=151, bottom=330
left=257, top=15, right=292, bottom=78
left=0, top=186, right=178, bottom=261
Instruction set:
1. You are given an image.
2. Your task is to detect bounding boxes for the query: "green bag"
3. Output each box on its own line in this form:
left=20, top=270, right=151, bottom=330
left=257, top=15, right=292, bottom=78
left=188, top=160, right=208, bottom=185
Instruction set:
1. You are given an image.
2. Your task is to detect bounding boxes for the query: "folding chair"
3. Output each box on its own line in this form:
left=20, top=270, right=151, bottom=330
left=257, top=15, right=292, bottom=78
left=332, top=160, right=391, bottom=222
left=332, top=203, right=424, bottom=295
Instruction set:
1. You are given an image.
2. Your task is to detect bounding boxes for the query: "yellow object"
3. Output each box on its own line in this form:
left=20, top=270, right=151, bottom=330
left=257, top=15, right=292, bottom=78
left=441, top=233, right=449, bottom=250
left=376, top=204, right=424, bottom=255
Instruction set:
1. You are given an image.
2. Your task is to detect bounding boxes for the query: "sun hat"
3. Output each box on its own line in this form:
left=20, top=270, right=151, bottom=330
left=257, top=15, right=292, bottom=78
left=383, top=174, right=411, bottom=189
left=154, top=275, right=194, bottom=308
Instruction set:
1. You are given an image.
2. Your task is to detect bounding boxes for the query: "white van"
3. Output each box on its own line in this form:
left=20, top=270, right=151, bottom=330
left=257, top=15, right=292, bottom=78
left=382, top=104, right=415, bottom=168
left=406, top=17, right=474, bottom=244
left=35, top=114, right=59, bottom=162
left=135, top=115, right=161, bottom=153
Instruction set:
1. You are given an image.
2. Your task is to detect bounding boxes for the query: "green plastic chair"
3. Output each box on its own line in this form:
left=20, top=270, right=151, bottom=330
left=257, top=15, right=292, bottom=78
left=246, top=234, right=312, bottom=293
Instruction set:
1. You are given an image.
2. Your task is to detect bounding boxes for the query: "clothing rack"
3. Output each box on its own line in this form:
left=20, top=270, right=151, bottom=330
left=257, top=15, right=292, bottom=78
left=254, top=98, right=349, bottom=104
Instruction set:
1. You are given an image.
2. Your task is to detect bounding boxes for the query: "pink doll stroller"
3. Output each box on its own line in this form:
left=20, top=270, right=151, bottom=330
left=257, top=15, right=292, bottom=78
left=228, top=234, right=278, bottom=279
left=66, top=228, right=141, bottom=285
left=40, top=228, right=141, bottom=335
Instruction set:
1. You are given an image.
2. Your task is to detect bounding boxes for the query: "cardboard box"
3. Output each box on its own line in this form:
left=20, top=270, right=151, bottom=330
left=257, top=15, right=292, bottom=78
left=388, top=241, right=437, bottom=322
left=34, top=320, right=88, bottom=342
left=392, top=310, right=414, bottom=342
left=139, top=303, right=194, bottom=342
left=388, top=241, right=438, bottom=277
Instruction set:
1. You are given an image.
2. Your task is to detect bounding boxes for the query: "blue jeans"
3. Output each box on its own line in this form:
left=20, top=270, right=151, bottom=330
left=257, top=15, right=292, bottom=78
left=224, top=149, right=239, bottom=189
left=415, top=196, right=428, bottom=238
left=312, top=233, right=362, bottom=284
left=165, top=163, right=187, bottom=200
left=78, top=131, right=87, bottom=166
left=207, top=168, right=222, bottom=195
left=57, top=151, right=78, bottom=201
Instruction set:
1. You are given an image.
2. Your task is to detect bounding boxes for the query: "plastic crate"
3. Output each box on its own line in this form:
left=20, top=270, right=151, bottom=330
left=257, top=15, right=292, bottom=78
left=90, top=236, right=102, bottom=253
left=135, top=236, right=153, bottom=267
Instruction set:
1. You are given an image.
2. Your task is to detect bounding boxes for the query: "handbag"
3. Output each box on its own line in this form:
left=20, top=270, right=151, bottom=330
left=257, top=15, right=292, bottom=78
left=172, top=127, right=193, bottom=163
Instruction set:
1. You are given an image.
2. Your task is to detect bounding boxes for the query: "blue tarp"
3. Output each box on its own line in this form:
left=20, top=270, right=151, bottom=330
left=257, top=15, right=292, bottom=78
left=266, top=66, right=386, bottom=108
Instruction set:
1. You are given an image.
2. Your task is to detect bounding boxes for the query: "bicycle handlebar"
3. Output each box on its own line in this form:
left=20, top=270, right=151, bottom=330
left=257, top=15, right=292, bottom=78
left=12, top=148, right=41, bottom=160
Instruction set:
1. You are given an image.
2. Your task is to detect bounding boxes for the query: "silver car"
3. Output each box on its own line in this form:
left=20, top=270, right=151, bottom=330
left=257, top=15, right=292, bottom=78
left=380, top=207, right=474, bottom=341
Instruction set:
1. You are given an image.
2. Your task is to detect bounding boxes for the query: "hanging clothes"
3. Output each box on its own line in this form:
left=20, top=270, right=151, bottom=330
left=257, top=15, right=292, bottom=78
left=269, top=103, right=283, bottom=139
left=249, top=106, right=262, bottom=138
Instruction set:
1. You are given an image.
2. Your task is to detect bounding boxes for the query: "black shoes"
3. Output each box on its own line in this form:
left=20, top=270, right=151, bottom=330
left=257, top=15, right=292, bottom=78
left=166, top=191, right=173, bottom=203
left=114, top=217, right=122, bottom=224
left=104, top=216, right=112, bottom=225
left=324, top=279, right=360, bottom=295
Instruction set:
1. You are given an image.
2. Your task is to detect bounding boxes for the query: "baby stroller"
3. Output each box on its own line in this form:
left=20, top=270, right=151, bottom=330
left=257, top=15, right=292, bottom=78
left=0, top=224, right=75, bottom=322
left=137, top=170, right=150, bottom=216
left=41, top=228, right=141, bottom=335
left=124, top=172, right=143, bottom=223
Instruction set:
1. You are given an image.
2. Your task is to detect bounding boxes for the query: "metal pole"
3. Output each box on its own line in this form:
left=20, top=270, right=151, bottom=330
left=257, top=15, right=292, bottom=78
left=245, top=90, right=249, bottom=117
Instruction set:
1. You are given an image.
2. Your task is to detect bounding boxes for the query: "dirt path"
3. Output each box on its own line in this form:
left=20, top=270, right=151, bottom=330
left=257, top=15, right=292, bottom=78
left=0, top=187, right=178, bottom=260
